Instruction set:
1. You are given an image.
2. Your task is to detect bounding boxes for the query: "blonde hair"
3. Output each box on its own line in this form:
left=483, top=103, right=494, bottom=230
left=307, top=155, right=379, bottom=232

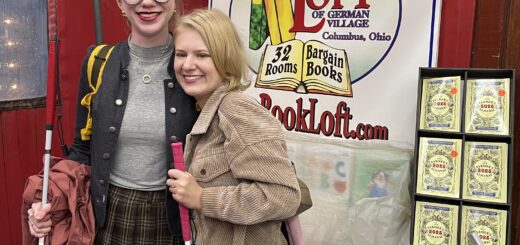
left=175, top=9, right=250, bottom=91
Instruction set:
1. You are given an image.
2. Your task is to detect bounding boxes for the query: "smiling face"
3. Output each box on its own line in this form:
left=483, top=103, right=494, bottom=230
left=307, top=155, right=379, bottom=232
left=117, top=0, right=176, bottom=47
left=174, top=27, right=223, bottom=106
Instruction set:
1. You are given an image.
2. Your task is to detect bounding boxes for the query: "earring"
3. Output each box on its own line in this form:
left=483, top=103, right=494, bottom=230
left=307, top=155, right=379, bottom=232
left=122, top=11, right=127, bottom=17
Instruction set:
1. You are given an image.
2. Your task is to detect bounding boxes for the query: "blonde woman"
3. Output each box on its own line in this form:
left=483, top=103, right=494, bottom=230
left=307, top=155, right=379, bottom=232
left=167, top=9, right=301, bottom=245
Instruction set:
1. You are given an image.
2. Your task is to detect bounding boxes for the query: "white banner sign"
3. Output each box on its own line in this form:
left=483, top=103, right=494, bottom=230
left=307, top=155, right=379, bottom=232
left=210, top=0, right=442, bottom=145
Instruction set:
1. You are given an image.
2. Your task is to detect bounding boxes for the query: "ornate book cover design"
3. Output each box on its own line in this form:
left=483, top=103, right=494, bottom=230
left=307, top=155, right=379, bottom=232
left=416, top=137, right=462, bottom=198
left=462, top=141, right=508, bottom=203
left=465, top=78, right=510, bottom=135
left=419, top=76, right=462, bottom=132
left=461, top=206, right=507, bottom=245
left=255, top=39, right=353, bottom=97
left=413, top=201, right=459, bottom=245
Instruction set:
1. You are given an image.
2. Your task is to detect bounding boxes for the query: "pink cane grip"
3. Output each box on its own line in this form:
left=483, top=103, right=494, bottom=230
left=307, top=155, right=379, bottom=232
left=171, top=142, right=191, bottom=244
left=172, top=142, right=186, bottom=171
left=286, top=216, right=305, bottom=245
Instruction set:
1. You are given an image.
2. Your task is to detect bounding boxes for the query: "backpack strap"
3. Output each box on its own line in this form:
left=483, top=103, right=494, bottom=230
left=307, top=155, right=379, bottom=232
left=80, top=44, right=114, bottom=141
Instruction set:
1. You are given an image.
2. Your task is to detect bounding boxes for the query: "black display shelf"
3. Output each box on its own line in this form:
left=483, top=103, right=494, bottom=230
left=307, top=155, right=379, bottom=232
left=410, top=68, right=515, bottom=245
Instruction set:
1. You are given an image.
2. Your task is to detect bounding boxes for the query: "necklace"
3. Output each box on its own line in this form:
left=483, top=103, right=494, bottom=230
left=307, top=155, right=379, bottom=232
left=143, top=74, right=152, bottom=84
left=142, top=65, right=160, bottom=84
left=128, top=35, right=173, bottom=84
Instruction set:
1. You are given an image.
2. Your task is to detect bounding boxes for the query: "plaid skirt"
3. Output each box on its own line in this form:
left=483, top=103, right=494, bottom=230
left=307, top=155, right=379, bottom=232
left=94, top=184, right=183, bottom=245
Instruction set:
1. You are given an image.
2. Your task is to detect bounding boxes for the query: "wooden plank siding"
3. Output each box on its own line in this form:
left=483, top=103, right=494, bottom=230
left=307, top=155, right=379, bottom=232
left=0, top=1, right=210, bottom=244
left=504, top=0, right=520, bottom=243
left=471, top=0, right=520, bottom=242
left=2, top=110, right=24, bottom=245
left=0, top=109, right=45, bottom=245
left=0, top=112, right=12, bottom=244
left=437, top=0, right=477, bottom=68
left=471, top=0, right=508, bottom=68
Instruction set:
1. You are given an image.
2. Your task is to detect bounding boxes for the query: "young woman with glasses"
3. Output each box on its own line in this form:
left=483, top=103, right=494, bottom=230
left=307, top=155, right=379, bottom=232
left=26, top=0, right=198, bottom=244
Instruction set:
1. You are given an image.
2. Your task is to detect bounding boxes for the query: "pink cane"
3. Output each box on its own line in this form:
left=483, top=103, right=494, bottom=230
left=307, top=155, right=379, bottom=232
left=171, top=142, right=192, bottom=245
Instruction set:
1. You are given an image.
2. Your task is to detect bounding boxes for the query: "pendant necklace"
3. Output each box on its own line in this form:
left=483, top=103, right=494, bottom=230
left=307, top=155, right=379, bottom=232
left=143, top=74, right=152, bottom=84
left=128, top=34, right=172, bottom=84
left=143, top=45, right=168, bottom=84
left=142, top=65, right=159, bottom=84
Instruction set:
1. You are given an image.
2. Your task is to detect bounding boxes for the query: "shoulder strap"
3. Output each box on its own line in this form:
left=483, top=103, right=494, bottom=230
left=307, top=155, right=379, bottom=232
left=80, top=44, right=115, bottom=141
left=87, top=45, right=114, bottom=90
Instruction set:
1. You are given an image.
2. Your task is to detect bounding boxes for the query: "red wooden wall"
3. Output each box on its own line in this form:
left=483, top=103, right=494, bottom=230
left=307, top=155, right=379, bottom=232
left=437, top=0, right=476, bottom=67
left=0, top=109, right=45, bottom=244
left=0, top=0, right=474, bottom=244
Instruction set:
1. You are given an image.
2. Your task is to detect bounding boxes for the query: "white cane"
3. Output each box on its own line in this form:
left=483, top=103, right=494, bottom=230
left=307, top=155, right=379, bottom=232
left=40, top=0, right=59, bottom=243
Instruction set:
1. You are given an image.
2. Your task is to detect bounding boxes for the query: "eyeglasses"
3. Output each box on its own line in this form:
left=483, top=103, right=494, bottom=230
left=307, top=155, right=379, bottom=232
left=123, top=0, right=170, bottom=5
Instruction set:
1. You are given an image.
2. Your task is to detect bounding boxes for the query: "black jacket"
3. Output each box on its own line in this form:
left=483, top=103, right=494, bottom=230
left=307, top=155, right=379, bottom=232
left=67, top=40, right=198, bottom=235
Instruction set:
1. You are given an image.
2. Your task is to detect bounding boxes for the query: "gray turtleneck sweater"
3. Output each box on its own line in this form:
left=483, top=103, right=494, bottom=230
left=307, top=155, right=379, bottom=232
left=110, top=38, right=173, bottom=191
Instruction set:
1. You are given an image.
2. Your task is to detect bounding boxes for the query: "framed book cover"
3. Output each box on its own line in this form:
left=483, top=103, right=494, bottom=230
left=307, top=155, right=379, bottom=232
left=416, top=137, right=462, bottom=198
left=462, top=142, right=508, bottom=203
left=419, top=76, right=462, bottom=132
left=460, top=206, right=507, bottom=245
left=413, top=201, right=459, bottom=245
left=465, top=78, right=510, bottom=135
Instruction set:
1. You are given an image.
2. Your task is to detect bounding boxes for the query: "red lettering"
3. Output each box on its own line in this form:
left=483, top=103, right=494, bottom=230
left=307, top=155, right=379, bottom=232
left=356, top=124, right=364, bottom=140
left=258, top=94, right=388, bottom=140
left=284, top=107, right=296, bottom=130
left=272, top=105, right=283, bottom=121
left=331, top=0, right=344, bottom=8
left=320, top=111, right=334, bottom=136
left=291, top=0, right=369, bottom=32
left=306, top=0, right=347, bottom=9
left=296, top=98, right=320, bottom=133
left=307, top=0, right=329, bottom=9
left=308, top=98, right=320, bottom=133
left=295, top=98, right=309, bottom=131
left=260, top=93, right=271, bottom=109
left=478, top=168, right=491, bottom=173
left=364, top=124, right=373, bottom=139
left=428, top=229, right=443, bottom=235
left=355, top=0, right=370, bottom=9
left=334, top=101, right=352, bottom=138
left=342, top=104, right=352, bottom=138
left=291, top=0, right=326, bottom=33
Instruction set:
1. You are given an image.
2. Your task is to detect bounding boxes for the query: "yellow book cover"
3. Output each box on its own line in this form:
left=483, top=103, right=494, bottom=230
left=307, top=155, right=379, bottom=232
left=416, top=137, right=462, bottom=198
left=461, top=206, right=507, bottom=245
left=255, top=39, right=353, bottom=97
left=413, top=201, right=459, bottom=245
left=462, top=142, right=508, bottom=203
left=263, top=0, right=295, bottom=45
left=419, top=76, right=462, bottom=132
left=465, top=78, right=510, bottom=135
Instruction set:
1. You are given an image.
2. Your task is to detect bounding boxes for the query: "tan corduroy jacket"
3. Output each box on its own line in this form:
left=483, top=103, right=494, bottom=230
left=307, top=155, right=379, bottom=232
left=184, top=86, right=301, bottom=245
